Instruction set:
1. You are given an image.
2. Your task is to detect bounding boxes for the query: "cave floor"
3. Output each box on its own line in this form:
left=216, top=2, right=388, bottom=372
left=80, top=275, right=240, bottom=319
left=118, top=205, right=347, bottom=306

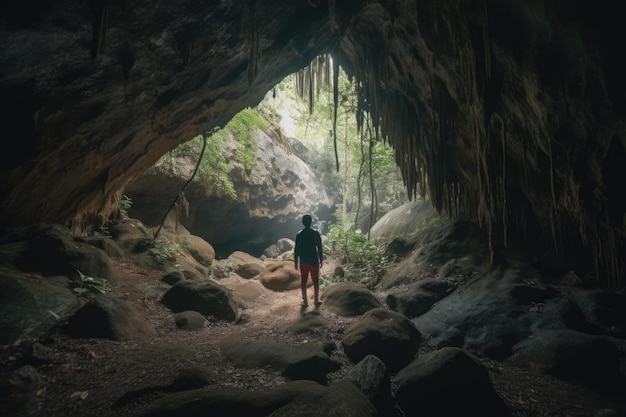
left=2, top=253, right=623, bottom=417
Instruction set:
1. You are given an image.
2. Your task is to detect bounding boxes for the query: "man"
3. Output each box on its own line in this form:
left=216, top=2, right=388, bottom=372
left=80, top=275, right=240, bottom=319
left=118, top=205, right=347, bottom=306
left=294, top=214, right=323, bottom=307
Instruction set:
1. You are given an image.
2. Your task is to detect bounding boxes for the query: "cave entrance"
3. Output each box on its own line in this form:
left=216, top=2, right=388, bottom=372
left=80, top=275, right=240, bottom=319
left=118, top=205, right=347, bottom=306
left=125, top=55, right=409, bottom=259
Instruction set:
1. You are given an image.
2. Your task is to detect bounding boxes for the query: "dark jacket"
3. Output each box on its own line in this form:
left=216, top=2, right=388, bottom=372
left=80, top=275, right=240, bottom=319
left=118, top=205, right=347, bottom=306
left=294, top=227, right=323, bottom=264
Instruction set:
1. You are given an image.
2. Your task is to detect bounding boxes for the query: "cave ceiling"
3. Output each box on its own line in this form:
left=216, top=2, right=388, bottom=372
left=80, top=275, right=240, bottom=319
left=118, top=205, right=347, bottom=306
left=1, top=0, right=625, bottom=287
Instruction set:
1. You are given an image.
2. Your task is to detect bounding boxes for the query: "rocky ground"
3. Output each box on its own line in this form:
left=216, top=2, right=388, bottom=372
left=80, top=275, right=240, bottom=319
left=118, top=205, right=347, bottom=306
left=1, top=253, right=624, bottom=417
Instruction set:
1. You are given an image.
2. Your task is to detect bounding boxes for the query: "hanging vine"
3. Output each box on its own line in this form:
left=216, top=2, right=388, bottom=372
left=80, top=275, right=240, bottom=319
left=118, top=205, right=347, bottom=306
left=153, top=134, right=207, bottom=240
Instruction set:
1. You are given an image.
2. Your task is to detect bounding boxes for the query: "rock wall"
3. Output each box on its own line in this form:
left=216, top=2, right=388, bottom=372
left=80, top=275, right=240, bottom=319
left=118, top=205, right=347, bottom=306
left=124, top=121, right=333, bottom=258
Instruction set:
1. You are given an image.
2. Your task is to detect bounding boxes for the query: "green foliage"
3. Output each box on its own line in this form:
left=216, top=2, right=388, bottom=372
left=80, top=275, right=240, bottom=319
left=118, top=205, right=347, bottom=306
left=148, top=239, right=182, bottom=268
left=165, top=107, right=264, bottom=199
left=73, top=270, right=109, bottom=296
left=228, top=107, right=263, bottom=172
left=93, top=224, right=111, bottom=238
left=266, top=67, right=407, bottom=229
left=324, top=224, right=395, bottom=289
left=119, top=194, right=133, bottom=212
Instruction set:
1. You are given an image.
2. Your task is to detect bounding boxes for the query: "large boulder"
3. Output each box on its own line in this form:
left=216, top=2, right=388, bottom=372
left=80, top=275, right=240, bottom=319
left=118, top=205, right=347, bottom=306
left=378, top=220, right=490, bottom=290
left=65, top=295, right=157, bottom=341
left=0, top=268, right=79, bottom=344
left=1, top=223, right=115, bottom=283
left=342, top=308, right=422, bottom=372
left=221, top=337, right=341, bottom=384
left=386, top=278, right=457, bottom=318
left=412, top=266, right=626, bottom=364
left=321, top=282, right=382, bottom=316
left=160, top=280, right=238, bottom=321
left=234, top=262, right=266, bottom=279
left=342, top=355, right=394, bottom=415
left=181, top=234, right=215, bottom=268
left=393, top=347, right=509, bottom=417
left=258, top=261, right=302, bottom=292
left=369, top=199, right=440, bottom=240
left=509, top=329, right=625, bottom=391
left=135, top=380, right=376, bottom=417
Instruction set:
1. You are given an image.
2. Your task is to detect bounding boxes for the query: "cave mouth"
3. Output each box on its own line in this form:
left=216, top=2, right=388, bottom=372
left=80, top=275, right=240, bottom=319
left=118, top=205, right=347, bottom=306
left=1, top=0, right=625, bottom=289
left=125, top=59, right=408, bottom=261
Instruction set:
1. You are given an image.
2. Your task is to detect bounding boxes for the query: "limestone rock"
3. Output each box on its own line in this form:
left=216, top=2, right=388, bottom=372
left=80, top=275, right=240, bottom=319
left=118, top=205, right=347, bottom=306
left=160, top=280, right=238, bottom=322
left=65, top=295, right=157, bottom=341
left=0, top=269, right=78, bottom=344
left=180, top=235, right=215, bottom=268
left=393, top=347, right=508, bottom=417
left=342, top=308, right=422, bottom=372
left=321, top=282, right=382, bottom=317
left=386, top=278, right=457, bottom=318
left=342, top=354, right=394, bottom=414
left=234, top=262, right=266, bottom=279
left=220, top=338, right=341, bottom=384
left=1, top=223, right=114, bottom=284
left=509, top=330, right=625, bottom=391
left=258, top=261, right=301, bottom=292
left=174, top=311, right=205, bottom=330
left=135, top=380, right=376, bottom=417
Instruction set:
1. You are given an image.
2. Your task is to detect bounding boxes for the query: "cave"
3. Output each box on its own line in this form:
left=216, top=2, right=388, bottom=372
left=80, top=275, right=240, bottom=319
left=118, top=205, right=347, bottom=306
left=2, top=1, right=626, bottom=416
left=2, top=0, right=625, bottom=289
left=0, top=0, right=623, bottom=283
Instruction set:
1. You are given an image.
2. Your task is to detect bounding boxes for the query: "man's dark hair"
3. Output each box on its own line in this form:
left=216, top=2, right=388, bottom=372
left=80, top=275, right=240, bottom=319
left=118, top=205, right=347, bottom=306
left=302, top=214, right=312, bottom=227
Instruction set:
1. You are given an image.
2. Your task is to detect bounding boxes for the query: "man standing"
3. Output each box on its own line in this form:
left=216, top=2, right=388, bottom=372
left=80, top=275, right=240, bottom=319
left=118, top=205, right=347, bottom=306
left=294, top=214, right=323, bottom=307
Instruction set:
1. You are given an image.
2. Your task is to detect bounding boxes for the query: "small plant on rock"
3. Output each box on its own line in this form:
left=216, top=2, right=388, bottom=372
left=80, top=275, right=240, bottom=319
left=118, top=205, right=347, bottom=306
left=73, top=270, right=109, bottom=296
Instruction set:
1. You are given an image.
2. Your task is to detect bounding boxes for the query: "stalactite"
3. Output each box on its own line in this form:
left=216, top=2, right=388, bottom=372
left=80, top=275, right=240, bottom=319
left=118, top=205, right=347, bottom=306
left=332, top=56, right=340, bottom=172
left=547, top=135, right=559, bottom=253
left=245, top=0, right=262, bottom=86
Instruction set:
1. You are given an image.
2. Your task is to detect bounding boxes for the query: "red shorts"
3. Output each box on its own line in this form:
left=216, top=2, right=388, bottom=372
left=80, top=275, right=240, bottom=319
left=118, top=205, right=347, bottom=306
left=299, top=263, right=320, bottom=285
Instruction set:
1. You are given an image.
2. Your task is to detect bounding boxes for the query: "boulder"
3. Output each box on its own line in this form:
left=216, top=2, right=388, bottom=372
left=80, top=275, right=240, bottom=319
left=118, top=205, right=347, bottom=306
left=65, top=295, right=157, bottom=341
left=174, top=311, right=205, bottom=330
left=321, top=282, right=381, bottom=316
left=2, top=223, right=115, bottom=283
left=220, top=338, right=341, bottom=384
left=234, top=262, right=266, bottom=279
left=378, top=220, right=490, bottom=290
left=413, top=267, right=568, bottom=359
left=226, top=251, right=264, bottom=267
left=181, top=234, right=215, bottom=268
left=342, top=355, right=394, bottom=415
left=386, top=278, right=457, bottom=318
left=109, top=219, right=153, bottom=254
left=135, top=380, right=376, bottom=417
left=509, top=329, right=625, bottom=391
left=258, top=261, right=302, bottom=292
left=0, top=269, right=79, bottom=344
left=342, top=308, right=422, bottom=372
left=74, top=235, right=125, bottom=258
left=162, top=270, right=185, bottom=285
left=393, top=347, right=508, bottom=417
left=173, top=251, right=210, bottom=280
left=263, top=238, right=295, bottom=259
left=160, top=280, right=238, bottom=321
left=369, top=199, right=440, bottom=240
left=113, top=366, right=215, bottom=408
left=220, top=276, right=266, bottom=309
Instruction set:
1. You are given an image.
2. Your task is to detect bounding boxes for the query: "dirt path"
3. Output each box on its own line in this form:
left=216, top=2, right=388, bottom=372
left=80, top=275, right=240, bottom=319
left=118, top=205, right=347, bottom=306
left=5, top=254, right=623, bottom=417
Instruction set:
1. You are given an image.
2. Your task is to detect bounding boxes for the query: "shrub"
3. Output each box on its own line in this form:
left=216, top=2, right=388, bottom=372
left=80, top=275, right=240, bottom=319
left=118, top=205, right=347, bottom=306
left=325, top=225, right=395, bottom=289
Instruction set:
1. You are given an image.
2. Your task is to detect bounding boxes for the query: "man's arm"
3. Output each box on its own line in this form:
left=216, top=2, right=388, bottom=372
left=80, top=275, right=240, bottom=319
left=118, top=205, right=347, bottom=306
left=316, top=232, right=323, bottom=266
left=294, top=233, right=300, bottom=269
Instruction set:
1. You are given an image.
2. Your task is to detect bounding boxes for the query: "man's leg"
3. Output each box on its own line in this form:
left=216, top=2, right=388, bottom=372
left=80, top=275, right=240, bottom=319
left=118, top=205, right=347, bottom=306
left=311, top=265, right=320, bottom=304
left=300, top=264, right=310, bottom=305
